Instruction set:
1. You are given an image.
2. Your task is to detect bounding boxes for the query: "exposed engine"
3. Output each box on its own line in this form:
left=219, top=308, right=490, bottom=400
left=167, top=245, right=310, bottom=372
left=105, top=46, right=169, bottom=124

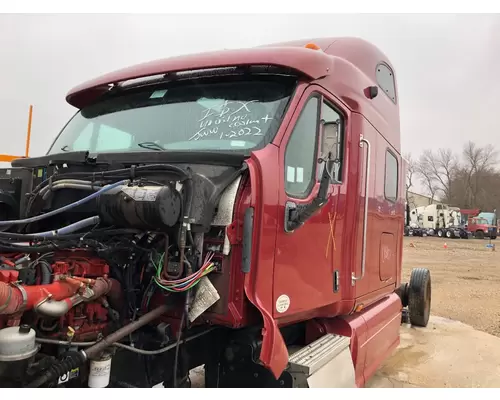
left=0, top=161, right=245, bottom=388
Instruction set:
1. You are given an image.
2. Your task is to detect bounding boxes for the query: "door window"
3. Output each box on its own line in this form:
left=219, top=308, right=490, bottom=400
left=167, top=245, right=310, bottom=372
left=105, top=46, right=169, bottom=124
left=284, top=97, right=320, bottom=198
left=284, top=95, right=345, bottom=198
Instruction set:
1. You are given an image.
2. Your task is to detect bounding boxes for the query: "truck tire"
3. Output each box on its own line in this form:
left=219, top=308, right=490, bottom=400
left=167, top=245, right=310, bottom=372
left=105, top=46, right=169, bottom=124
left=396, top=283, right=409, bottom=308
left=475, top=230, right=484, bottom=239
left=437, top=229, right=443, bottom=237
left=408, top=268, right=431, bottom=328
left=491, top=236, right=497, bottom=240
left=445, top=230, right=453, bottom=238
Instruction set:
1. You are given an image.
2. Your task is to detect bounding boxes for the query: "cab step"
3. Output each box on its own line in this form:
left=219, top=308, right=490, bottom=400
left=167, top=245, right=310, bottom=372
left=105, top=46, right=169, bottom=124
left=288, top=333, right=355, bottom=388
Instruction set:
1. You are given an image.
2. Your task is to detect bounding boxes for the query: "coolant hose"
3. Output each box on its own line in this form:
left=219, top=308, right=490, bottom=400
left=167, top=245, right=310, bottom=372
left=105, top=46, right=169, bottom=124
left=27, top=304, right=169, bottom=388
left=0, top=180, right=128, bottom=226
left=37, top=260, right=52, bottom=285
left=30, top=216, right=100, bottom=237
left=39, top=180, right=104, bottom=200
left=0, top=277, right=83, bottom=315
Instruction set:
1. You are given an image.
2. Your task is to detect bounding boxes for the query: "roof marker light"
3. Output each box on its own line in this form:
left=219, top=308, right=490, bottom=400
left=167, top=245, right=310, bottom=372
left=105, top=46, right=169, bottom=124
left=305, top=43, right=321, bottom=51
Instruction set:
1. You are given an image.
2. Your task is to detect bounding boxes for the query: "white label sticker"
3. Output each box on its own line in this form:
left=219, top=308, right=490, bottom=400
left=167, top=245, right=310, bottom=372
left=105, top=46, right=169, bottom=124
left=276, top=294, right=290, bottom=313
left=121, top=186, right=161, bottom=202
left=230, top=140, right=246, bottom=147
left=286, top=166, right=295, bottom=183
left=296, top=167, right=304, bottom=183
left=188, top=276, right=220, bottom=322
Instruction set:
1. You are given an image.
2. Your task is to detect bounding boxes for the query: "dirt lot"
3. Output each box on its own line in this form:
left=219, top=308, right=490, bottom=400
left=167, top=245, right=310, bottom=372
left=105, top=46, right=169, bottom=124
left=403, top=236, right=500, bottom=337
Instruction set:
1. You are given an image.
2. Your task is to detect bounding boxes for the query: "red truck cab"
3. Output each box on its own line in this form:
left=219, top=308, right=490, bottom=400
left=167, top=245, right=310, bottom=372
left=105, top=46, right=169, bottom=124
left=461, top=209, right=498, bottom=239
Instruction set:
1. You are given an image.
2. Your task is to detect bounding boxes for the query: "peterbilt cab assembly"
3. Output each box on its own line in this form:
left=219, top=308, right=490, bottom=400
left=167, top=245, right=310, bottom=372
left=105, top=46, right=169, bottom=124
left=0, top=37, right=431, bottom=388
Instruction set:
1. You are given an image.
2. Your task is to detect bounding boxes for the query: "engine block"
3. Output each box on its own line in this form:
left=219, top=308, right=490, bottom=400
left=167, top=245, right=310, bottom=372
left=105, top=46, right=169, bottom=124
left=0, top=252, right=120, bottom=341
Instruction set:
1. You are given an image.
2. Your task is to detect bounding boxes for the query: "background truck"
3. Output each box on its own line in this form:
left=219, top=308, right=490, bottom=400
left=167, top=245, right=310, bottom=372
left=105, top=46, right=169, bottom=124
left=0, top=37, right=431, bottom=388
left=404, top=203, right=426, bottom=237
left=460, top=209, right=498, bottom=239
left=408, top=204, right=466, bottom=238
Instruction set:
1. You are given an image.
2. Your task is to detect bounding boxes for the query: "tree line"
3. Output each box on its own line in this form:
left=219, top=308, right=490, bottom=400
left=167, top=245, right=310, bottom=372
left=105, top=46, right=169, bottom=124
left=405, top=141, right=500, bottom=211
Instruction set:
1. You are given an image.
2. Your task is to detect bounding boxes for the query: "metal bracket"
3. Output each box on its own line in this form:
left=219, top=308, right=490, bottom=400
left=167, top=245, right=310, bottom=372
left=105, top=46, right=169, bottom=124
left=10, top=282, right=28, bottom=311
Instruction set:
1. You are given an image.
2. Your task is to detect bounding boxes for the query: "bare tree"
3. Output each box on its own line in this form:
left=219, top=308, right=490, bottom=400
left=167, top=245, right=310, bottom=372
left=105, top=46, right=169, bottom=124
left=461, top=141, right=498, bottom=207
left=416, top=148, right=457, bottom=202
left=404, top=152, right=416, bottom=203
left=411, top=141, right=500, bottom=210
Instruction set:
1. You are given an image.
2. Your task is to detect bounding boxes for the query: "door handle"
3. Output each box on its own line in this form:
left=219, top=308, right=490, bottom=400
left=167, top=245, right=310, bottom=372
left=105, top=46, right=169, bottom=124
left=352, top=136, right=371, bottom=285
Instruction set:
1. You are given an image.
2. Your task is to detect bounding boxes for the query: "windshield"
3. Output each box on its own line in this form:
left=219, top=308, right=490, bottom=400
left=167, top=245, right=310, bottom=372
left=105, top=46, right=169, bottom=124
left=477, top=212, right=496, bottom=225
left=48, top=77, right=295, bottom=155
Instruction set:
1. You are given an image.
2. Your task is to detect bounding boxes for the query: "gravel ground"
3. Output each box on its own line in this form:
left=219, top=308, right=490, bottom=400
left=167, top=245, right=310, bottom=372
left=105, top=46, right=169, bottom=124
left=403, top=236, right=500, bottom=337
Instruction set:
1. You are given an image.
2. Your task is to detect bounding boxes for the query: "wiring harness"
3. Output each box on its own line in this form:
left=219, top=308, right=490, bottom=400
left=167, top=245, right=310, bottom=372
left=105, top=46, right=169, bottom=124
left=152, top=252, right=215, bottom=292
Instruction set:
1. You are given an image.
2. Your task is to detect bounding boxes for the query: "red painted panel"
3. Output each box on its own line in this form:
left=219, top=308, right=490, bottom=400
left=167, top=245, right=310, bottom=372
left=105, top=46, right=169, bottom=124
left=379, top=233, right=397, bottom=281
left=308, top=293, right=401, bottom=387
left=361, top=293, right=402, bottom=383
left=351, top=115, right=402, bottom=304
left=307, top=314, right=368, bottom=387
left=273, top=85, right=351, bottom=319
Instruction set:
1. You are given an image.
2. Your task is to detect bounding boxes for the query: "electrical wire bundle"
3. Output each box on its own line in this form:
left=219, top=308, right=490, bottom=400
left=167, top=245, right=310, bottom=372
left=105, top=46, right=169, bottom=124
left=152, top=252, right=215, bottom=292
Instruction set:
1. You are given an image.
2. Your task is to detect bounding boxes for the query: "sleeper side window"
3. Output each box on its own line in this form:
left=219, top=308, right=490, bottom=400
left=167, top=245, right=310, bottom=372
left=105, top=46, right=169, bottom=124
left=385, top=150, right=398, bottom=202
left=284, top=97, right=320, bottom=198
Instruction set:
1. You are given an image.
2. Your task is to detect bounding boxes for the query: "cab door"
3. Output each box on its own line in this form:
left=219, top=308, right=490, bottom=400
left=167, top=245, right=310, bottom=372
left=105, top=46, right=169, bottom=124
left=272, top=86, right=350, bottom=319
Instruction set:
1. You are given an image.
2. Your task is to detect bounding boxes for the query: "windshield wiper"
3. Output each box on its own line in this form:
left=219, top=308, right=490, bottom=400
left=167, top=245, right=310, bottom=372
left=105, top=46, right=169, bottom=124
left=137, top=142, right=166, bottom=151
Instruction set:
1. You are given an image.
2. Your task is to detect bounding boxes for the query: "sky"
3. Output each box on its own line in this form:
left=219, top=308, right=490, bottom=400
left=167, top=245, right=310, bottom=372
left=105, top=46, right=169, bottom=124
left=1, top=13, right=499, bottom=172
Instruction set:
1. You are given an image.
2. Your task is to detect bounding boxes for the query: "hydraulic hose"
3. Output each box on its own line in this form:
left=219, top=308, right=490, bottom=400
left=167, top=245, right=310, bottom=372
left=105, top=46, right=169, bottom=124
left=27, top=304, right=169, bottom=388
left=0, top=180, right=128, bottom=226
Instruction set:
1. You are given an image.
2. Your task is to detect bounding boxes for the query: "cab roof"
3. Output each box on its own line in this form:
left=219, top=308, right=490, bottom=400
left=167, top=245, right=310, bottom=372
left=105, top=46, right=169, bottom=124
left=66, top=45, right=332, bottom=109
left=66, top=37, right=395, bottom=109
